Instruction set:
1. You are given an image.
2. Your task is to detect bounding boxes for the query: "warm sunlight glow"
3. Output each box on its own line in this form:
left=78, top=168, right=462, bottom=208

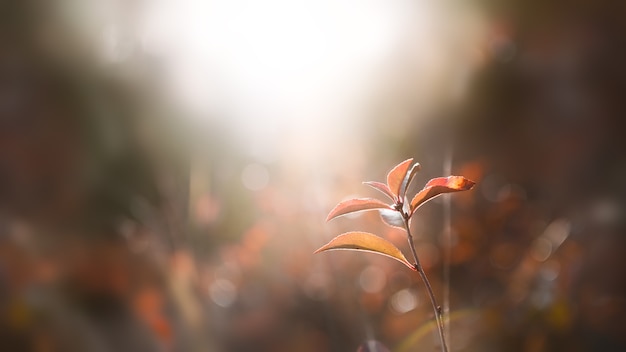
left=138, top=0, right=480, bottom=160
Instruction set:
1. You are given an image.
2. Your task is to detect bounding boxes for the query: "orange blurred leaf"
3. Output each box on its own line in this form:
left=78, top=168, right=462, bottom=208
left=326, top=198, right=391, bottom=222
left=363, top=181, right=394, bottom=200
left=387, top=158, right=413, bottom=199
left=410, top=176, right=475, bottom=214
left=314, top=232, right=415, bottom=270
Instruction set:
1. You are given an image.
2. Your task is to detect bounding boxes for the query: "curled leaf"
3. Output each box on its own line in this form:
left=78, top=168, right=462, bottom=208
left=399, top=162, right=422, bottom=198
left=314, top=232, right=415, bottom=270
left=379, top=208, right=405, bottom=229
left=386, top=158, right=413, bottom=199
left=363, top=181, right=395, bottom=200
left=410, top=176, right=475, bottom=214
left=326, top=198, right=391, bottom=222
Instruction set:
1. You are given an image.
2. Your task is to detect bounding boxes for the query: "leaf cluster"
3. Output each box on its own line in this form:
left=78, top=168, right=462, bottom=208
left=316, top=158, right=475, bottom=269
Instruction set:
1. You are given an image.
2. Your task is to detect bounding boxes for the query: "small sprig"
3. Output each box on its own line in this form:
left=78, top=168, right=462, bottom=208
left=315, top=158, right=475, bottom=352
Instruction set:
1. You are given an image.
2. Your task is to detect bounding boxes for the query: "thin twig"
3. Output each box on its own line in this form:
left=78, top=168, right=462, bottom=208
left=403, top=216, right=449, bottom=352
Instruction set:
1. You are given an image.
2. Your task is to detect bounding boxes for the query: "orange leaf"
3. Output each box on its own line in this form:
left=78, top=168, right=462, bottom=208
left=363, top=181, right=395, bottom=200
left=326, top=198, right=392, bottom=222
left=410, top=176, right=475, bottom=214
left=314, top=232, right=415, bottom=270
left=387, top=158, right=414, bottom=199
left=399, top=162, right=422, bottom=198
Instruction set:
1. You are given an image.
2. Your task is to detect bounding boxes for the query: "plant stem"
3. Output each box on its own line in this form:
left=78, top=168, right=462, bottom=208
left=403, top=216, right=449, bottom=352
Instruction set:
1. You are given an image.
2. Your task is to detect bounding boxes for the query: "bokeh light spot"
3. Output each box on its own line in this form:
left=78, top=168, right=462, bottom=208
left=209, top=278, right=238, bottom=307
left=359, top=265, right=386, bottom=293
left=390, top=288, right=418, bottom=314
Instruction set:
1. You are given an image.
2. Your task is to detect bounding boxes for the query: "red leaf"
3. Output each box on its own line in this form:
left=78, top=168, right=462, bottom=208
left=314, top=232, right=415, bottom=270
left=386, top=158, right=414, bottom=199
left=410, top=176, right=475, bottom=214
left=326, top=198, right=392, bottom=222
left=399, top=162, right=422, bottom=198
left=363, top=181, right=395, bottom=200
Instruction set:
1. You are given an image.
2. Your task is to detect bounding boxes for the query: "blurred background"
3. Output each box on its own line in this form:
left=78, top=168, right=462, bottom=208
left=1, top=0, right=625, bottom=351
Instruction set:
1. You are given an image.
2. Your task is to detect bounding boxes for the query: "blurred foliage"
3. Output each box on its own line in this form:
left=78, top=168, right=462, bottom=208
left=0, top=1, right=625, bottom=352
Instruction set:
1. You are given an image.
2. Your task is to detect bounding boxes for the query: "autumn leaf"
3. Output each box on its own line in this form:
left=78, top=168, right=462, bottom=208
left=326, top=198, right=392, bottom=222
left=399, top=162, right=421, bottom=198
left=410, top=176, right=475, bottom=214
left=363, top=181, right=395, bottom=200
left=314, top=232, right=415, bottom=270
left=386, top=158, right=413, bottom=199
